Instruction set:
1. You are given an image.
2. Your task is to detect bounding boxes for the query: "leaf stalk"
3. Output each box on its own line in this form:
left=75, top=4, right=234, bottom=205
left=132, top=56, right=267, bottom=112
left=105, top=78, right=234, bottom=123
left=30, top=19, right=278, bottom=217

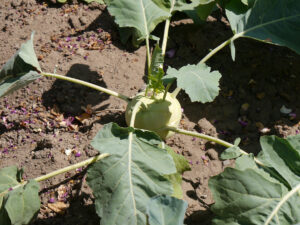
left=166, top=126, right=265, bottom=166
left=0, top=154, right=109, bottom=198
left=161, top=19, right=171, bottom=56
left=41, top=72, right=131, bottom=103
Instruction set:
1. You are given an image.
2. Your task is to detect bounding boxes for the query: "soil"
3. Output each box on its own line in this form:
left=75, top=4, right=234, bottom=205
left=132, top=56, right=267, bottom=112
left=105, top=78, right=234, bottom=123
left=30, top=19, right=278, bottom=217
left=0, top=1, right=299, bottom=225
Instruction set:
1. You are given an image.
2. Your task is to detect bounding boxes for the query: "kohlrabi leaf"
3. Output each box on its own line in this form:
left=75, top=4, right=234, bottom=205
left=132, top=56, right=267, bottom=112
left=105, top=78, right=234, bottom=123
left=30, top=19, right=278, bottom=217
left=220, top=138, right=242, bottom=160
left=152, top=0, right=205, bottom=13
left=210, top=135, right=300, bottom=225
left=147, top=195, right=188, bottom=225
left=164, top=63, right=221, bottom=103
left=235, top=154, right=290, bottom=189
left=0, top=166, right=40, bottom=225
left=0, top=32, right=41, bottom=98
left=226, top=0, right=300, bottom=54
left=148, top=44, right=165, bottom=94
left=107, top=0, right=170, bottom=47
left=160, top=143, right=190, bottom=198
left=209, top=168, right=300, bottom=225
left=286, top=134, right=300, bottom=152
left=258, top=135, right=300, bottom=188
left=86, top=123, right=176, bottom=225
left=184, top=0, right=216, bottom=23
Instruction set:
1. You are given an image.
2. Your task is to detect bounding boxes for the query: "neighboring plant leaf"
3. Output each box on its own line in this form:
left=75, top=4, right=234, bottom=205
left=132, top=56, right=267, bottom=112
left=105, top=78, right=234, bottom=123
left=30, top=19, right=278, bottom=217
left=164, top=63, right=221, bottom=103
left=0, top=166, right=40, bottom=225
left=209, top=168, right=300, bottom=225
left=258, top=135, right=300, bottom=188
left=147, top=195, right=188, bottom=225
left=226, top=0, right=300, bottom=54
left=220, top=138, right=241, bottom=160
left=0, top=32, right=41, bottom=98
left=148, top=44, right=165, bottom=94
left=86, top=123, right=176, bottom=225
left=210, top=135, right=300, bottom=225
left=107, top=0, right=170, bottom=47
left=160, top=143, right=191, bottom=198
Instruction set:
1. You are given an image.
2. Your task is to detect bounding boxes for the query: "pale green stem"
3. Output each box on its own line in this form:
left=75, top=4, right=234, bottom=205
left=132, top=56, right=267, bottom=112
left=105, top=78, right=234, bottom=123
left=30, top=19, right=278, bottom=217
left=166, top=126, right=265, bottom=166
left=171, top=87, right=181, bottom=98
left=41, top=72, right=130, bottom=103
left=264, top=182, right=300, bottom=225
left=35, top=153, right=109, bottom=182
left=161, top=19, right=171, bottom=56
left=145, top=38, right=151, bottom=71
left=0, top=154, right=109, bottom=198
left=199, top=34, right=240, bottom=64
left=129, top=100, right=143, bottom=127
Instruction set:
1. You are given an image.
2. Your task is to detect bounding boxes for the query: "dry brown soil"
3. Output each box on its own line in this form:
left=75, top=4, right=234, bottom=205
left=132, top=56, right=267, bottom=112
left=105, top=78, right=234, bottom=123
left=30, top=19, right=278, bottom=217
left=0, top=1, right=300, bottom=225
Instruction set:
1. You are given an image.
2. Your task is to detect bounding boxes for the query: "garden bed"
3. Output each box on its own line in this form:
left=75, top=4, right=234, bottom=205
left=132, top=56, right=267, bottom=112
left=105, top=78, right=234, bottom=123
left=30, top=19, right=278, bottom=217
left=0, top=1, right=299, bottom=224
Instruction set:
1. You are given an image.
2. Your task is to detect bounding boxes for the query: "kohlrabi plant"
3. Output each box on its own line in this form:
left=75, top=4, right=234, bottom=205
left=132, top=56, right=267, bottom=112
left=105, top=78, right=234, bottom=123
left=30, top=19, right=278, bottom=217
left=0, top=0, right=300, bottom=225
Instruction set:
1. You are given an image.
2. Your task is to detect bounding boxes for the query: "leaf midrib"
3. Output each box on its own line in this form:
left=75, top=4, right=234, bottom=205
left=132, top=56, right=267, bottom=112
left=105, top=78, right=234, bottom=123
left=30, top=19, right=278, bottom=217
left=140, top=0, right=150, bottom=39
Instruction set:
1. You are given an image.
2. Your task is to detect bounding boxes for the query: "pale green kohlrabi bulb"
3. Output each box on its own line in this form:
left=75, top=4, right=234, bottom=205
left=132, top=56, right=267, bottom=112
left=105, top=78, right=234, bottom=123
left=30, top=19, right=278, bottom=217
left=125, top=91, right=182, bottom=139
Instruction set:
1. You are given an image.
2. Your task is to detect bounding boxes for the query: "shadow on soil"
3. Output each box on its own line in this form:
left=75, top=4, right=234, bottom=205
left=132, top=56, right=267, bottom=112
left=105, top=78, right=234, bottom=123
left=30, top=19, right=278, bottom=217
left=31, top=198, right=99, bottom=225
left=42, top=63, right=110, bottom=115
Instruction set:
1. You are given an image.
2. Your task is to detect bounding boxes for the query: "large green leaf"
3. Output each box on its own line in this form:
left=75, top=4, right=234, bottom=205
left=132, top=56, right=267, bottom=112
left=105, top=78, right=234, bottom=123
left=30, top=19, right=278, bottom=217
left=147, top=195, right=188, bottom=225
left=209, top=135, right=300, bottom=225
left=107, top=0, right=170, bottom=47
left=0, top=166, right=40, bottom=225
left=209, top=168, right=300, bottom=225
left=160, top=143, right=190, bottom=198
left=0, top=32, right=41, bottom=98
left=152, top=0, right=205, bottom=13
left=226, top=0, right=300, bottom=54
left=86, top=123, right=176, bottom=225
left=164, top=63, right=221, bottom=103
left=258, top=135, right=300, bottom=188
